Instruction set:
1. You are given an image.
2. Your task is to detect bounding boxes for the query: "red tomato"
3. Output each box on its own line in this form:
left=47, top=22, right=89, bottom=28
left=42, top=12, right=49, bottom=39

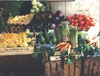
left=79, top=24, right=83, bottom=27
left=79, top=27, right=82, bottom=30
left=90, top=22, right=95, bottom=26
left=76, top=15, right=79, bottom=18
left=71, top=23, right=75, bottom=26
left=86, top=26, right=90, bottom=29
left=89, top=17, right=93, bottom=20
left=79, top=14, right=83, bottom=17
left=83, top=16, right=87, bottom=18
left=82, top=27, right=85, bottom=29
left=79, top=17, right=83, bottom=20
left=86, top=22, right=90, bottom=25
left=73, top=16, right=76, bottom=19
left=66, top=16, right=69, bottom=20
left=75, top=19, right=78, bottom=23
left=75, top=23, right=79, bottom=26
left=84, top=24, right=88, bottom=27
left=74, top=14, right=78, bottom=16
left=78, top=18, right=83, bottom=22
left=86, top=18, right=90, bottom=22
left=74, top=14, right=79, bottom=18
left=80, top=21, right=85, bottom=25
left=71, top=19, right=75, bottom=23
left=69, top=18, right=72, bottom=22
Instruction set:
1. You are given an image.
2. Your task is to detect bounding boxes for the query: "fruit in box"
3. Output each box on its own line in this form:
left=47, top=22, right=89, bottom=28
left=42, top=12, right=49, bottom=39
left=7, top=13, right=34, bottom=24
left=0, top=30, right=35, bottom=48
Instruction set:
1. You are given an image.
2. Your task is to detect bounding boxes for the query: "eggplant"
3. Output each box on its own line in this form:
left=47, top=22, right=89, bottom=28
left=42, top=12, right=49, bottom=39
left=56, top=10, right=63, bottom=18
left=61, top=16, right=66, bottom=21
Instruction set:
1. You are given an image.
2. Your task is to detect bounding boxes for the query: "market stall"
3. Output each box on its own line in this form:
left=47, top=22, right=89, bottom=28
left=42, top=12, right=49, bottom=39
left=0, top=0, right=100, bottom=76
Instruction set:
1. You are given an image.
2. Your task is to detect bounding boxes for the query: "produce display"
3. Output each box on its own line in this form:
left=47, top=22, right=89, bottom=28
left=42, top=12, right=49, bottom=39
left=50, top=11, right=66, bottom=29
left=66, top=14, right=96, bottom=31
left=30, top=11, right=66, bottom=32
left=7, top=13, right=34, bottom=25
left=56, top=41, right=71, bottom=54
left=30, top=12, right=52, bottom=32
left=9, top=24, right=24, bottom=33
left=0, top=29, right=35, bottom=48
left=0, top=0, right=99, bottom=64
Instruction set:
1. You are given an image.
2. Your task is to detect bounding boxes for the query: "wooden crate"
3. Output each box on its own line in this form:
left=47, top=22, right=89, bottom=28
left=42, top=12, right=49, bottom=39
left=84, top=57, right=100, bottom=76
left=44, top=56, right=100, bottom=76
left=0, top=46, right=34, bottom=56
left=0, top=32, right=36, bottom=56
left=45, top=60, right=81, bottom=76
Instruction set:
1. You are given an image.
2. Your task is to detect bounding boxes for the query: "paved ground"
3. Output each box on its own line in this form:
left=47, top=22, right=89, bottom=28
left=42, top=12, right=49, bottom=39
left=0, top=55, right=45, bottom=76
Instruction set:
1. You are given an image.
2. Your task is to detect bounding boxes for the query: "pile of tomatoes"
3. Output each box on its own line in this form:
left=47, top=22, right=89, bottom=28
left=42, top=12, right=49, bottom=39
left=66, top=14, right=95, bottom=31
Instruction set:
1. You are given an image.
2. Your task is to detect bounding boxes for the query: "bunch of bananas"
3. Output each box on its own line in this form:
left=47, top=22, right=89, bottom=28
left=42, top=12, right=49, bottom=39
left=0, top=31, right=35, bottom=48
left=7, top=13, right=34, bottom=25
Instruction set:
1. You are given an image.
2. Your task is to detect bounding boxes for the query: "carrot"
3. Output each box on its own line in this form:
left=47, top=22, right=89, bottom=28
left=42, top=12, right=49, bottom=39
left=64, top=43, right=70, bottom=51
left=56, top=42, right=67, bottom=47
left=68, top=45, right=71, bottom=55
left=56, top=45, right=64, bottom=50
left=60, top=45, right=67, bottom=52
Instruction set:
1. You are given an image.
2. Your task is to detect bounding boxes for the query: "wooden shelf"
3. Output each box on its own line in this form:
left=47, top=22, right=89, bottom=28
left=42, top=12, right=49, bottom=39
left=39, top=0, right=75, bottom=2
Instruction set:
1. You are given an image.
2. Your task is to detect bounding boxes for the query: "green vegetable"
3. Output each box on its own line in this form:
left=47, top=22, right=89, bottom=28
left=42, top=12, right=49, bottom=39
left=70, top=29, right=78, bottom=48
left=40, top=36, right=45, bottom=44
left=52, top=36, right=57, bottom=44
left=61, top=21, right=70, bottom=41
left=49, top=40, right=53, bottom=44
left=67, top=57, right=72, bottom=65
left=55, top=27, right=62, bottom=43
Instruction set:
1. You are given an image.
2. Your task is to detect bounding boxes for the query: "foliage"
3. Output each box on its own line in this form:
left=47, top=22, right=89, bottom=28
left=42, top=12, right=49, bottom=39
left=32, top=44, right=56, bottom=64
left=4, top=2, right=23, bottom=16
left=75, top=32, right=99, bottom=56
left=0, top=2, right=23, bottom=33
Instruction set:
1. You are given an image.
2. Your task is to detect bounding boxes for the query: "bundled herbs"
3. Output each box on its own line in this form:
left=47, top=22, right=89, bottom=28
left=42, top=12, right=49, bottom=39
left=75, top=31, right=100, bottom=57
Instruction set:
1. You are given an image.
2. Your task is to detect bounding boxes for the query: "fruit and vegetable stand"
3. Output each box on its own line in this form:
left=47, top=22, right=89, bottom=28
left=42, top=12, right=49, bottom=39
left=0, top=0, right=100, bottom=76
left=0, top=30, right=36, bottom=56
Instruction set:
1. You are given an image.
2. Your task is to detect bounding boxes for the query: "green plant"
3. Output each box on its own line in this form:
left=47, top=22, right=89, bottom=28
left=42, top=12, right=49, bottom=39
left=32, top=45, right=56, bottom=64
left=75, top=32, right=99, bottom=57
